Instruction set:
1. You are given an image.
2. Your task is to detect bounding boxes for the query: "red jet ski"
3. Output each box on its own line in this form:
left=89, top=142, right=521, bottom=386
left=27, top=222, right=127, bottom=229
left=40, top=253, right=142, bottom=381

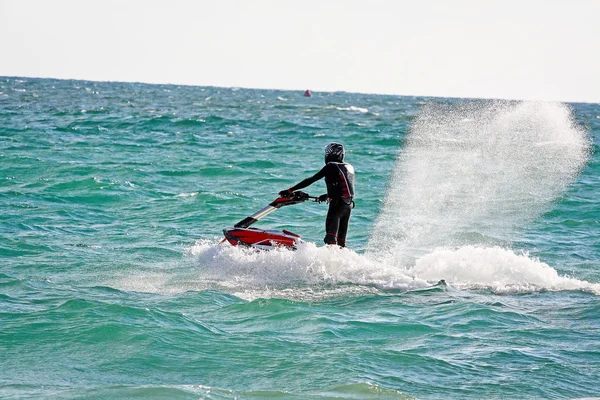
left=223, top=191, right=319, bottom=250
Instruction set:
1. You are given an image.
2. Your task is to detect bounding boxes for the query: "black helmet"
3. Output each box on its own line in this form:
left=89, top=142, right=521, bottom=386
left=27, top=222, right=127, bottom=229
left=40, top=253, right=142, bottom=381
left=324, top=142, right=344, bottom=162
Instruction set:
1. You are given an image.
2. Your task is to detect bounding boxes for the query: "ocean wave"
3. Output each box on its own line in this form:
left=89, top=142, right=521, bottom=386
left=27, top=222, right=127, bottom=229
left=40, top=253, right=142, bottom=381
left=0, top=382, right=413, bottom=399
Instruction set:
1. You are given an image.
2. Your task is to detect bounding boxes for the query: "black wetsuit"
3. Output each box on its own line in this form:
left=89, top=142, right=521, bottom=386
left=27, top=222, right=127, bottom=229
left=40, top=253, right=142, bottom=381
left=288, top=162, right=355, bottom=247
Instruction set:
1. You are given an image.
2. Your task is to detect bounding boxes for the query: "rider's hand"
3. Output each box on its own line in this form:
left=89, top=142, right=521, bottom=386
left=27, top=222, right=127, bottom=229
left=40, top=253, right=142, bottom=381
left=317, top=194, right=328, bottom=203
left=279, top=189, right=293, bottom=198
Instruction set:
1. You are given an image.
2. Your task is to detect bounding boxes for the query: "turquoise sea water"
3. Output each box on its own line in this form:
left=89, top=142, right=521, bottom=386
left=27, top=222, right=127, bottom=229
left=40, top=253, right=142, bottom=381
left=1, top=77, right=599, bottom=399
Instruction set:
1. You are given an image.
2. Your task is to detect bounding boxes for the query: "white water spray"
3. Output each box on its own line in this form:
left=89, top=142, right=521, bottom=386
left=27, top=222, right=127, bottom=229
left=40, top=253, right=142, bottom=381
left=368, top=101, right=590, bottom=266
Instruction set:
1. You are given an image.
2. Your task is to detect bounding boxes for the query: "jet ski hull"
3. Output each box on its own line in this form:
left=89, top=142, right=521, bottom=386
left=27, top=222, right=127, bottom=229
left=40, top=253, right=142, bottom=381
left=223, top=227, right=302, bottom=250
left=222, top=191, right=317, bottom=250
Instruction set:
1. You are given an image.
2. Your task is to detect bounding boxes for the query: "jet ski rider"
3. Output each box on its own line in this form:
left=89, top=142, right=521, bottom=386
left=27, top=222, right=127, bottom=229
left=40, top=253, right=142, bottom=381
left=279, top=142, right=355, bottom=247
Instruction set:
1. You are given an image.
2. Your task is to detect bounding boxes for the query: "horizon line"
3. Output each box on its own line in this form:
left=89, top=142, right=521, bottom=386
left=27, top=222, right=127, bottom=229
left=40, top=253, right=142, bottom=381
left=2, top=74, right=598, bottom=106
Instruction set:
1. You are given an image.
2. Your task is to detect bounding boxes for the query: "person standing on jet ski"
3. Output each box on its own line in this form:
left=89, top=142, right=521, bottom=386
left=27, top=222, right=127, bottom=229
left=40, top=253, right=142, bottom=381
left=279, top=142, right=355, bottom=247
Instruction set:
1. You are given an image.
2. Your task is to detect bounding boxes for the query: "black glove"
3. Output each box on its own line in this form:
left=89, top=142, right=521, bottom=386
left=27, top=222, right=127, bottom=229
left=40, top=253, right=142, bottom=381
left=279, top=189, right=293, bottom=198
left=317, top=194, right=328, bottom=203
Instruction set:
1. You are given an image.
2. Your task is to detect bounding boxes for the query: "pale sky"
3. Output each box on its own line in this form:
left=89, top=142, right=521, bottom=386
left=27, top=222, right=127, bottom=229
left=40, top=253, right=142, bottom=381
left=1, top=0, right=599, bottom=103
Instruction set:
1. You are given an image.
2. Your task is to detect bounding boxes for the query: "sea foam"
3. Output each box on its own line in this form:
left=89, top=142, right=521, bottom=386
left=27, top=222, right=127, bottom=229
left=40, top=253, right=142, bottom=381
left=186, top=239, right=427, bottom=299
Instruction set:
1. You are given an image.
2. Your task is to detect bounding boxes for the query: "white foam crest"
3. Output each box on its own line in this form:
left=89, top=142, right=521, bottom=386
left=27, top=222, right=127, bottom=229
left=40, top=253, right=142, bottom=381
left=177, top=192, right=198, bottom=198
left=410, top=246, right=600, bottom=295
left=328, top=105, right=370, bottom=113
left=186, top=239, right=429, bottom=298
left=368, top=101, right=590, bottom=265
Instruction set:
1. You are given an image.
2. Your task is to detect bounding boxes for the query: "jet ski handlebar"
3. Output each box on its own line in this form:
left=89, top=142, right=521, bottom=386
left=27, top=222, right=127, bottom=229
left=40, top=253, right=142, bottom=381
left=274, top=191, right=319, bottom=205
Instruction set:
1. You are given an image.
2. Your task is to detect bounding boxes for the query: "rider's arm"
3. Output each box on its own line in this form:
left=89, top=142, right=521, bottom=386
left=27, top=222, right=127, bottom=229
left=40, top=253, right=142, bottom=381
left=287, top=165, right=327, bottom=192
